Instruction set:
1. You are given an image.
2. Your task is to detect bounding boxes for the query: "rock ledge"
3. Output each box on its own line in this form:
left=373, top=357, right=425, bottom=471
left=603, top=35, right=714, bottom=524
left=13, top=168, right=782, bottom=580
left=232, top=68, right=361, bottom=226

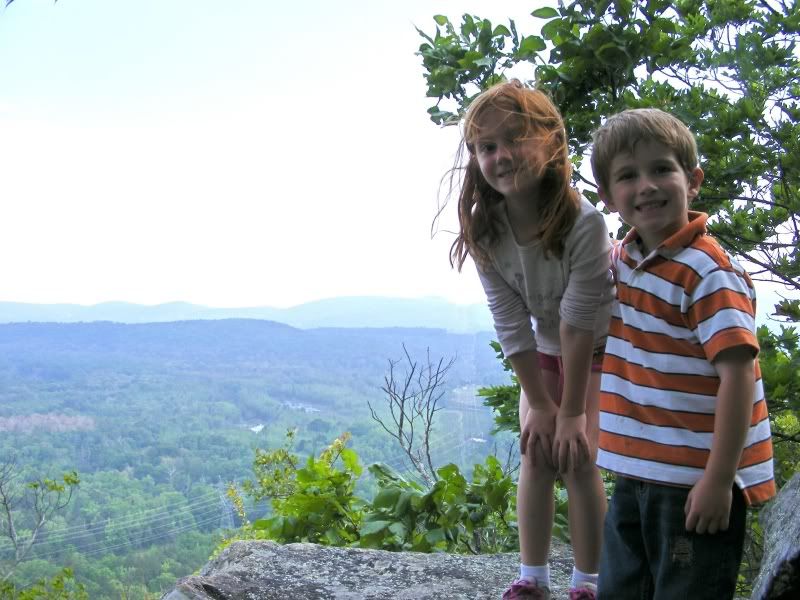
left=162, top=538, right=573, bottom=599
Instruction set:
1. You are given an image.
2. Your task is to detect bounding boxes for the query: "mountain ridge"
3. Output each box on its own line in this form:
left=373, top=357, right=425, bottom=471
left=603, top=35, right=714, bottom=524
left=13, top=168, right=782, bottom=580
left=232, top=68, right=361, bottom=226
left=0, top=296, right=494, bottom=332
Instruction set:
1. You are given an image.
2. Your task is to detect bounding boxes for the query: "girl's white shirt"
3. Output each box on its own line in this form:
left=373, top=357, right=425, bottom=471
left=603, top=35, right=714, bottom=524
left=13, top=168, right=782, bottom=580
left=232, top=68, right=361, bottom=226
left=476, top=196, right=614, bottom=357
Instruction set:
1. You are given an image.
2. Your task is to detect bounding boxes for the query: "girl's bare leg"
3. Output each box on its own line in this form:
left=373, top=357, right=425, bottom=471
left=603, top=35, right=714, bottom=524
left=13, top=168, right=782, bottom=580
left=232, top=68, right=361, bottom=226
left=516, top=373, right=561, bottom=566
left=560, top=371, right=606, bottom=573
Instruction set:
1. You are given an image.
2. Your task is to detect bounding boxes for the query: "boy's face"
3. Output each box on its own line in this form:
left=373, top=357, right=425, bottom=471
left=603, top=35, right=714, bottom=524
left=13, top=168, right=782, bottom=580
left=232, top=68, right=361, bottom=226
left=599, top=140, right=703, bottom=253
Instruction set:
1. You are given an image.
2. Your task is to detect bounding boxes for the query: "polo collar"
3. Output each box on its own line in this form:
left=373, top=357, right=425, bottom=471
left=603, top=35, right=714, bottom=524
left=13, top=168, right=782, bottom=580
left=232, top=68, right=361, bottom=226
left=621, top=211, right=708, bottom=265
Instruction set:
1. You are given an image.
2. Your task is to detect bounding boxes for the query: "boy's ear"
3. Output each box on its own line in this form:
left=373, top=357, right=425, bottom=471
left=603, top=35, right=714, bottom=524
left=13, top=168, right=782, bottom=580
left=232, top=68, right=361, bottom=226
left=688, top=167, right=704, bottom=201
left=598, top=186, right=618, bottom=213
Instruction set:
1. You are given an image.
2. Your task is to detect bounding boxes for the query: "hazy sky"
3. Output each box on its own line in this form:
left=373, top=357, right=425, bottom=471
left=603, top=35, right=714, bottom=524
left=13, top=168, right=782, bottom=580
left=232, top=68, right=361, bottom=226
left=1, top=0, right=791, bottom=328
left=1, top=0, right=542, bottom=308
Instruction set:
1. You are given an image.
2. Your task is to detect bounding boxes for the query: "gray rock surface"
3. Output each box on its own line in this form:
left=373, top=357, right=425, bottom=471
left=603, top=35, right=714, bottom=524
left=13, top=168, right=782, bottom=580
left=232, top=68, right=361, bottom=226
left=162, top=473, right=800, bottom=600
left=161, top=538, right=573, bottom=600
left=750, top=472, right=800, bottom=600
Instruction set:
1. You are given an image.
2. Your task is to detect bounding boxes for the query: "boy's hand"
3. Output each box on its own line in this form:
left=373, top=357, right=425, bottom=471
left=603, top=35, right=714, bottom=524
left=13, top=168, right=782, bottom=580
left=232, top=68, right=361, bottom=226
left=552, top=412, right=590, bottom=472
left=520, top=403, right=557, bottom=468
left=684, top=474, right=733, bottom=534
left=684, top=345, right=755, bottom=534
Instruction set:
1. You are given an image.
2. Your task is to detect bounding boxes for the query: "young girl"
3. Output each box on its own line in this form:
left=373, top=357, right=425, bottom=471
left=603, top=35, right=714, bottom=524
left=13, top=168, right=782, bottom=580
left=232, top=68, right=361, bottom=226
left=445, top=80, right=613, bottom=600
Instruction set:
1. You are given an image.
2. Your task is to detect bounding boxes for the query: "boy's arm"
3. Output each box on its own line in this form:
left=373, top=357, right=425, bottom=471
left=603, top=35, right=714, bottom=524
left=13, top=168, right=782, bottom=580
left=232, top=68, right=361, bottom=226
left=684, top=345, right=755, bottom=534
left=552, top=321, right=595, bottom=472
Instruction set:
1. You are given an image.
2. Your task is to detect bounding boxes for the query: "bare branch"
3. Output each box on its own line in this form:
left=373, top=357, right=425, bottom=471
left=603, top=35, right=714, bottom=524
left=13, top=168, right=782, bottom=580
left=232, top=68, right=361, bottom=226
left=370, top=345, right=456, bottom=487
left=771, top=430, right=800, bottom=444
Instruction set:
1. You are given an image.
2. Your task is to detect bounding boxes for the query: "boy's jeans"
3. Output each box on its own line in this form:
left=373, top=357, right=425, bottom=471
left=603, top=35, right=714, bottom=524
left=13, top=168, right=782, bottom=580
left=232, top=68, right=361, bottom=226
left=597, top=476, right=746, bottom=600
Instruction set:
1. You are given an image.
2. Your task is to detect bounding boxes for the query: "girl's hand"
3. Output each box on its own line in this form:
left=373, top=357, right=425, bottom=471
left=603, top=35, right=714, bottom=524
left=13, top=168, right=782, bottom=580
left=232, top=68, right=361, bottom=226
left=552, top=412, right=590, bottom=473
left=684, top=474, right=733, bottom=534
left=520, top=403, right=557, bottom=467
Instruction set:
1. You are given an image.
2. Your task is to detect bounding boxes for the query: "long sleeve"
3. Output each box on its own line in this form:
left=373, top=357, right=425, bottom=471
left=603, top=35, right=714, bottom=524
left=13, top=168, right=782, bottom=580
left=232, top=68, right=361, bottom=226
left=476, top=260, right=537, bottom=357
left=560, top=209, right=613, bottom=332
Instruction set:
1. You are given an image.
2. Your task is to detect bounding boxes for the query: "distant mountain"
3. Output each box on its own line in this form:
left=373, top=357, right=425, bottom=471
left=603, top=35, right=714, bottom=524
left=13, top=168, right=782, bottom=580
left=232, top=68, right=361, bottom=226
left=0, top=297, right=494, bottom=332
left=0, top=319, right=506, bottom=400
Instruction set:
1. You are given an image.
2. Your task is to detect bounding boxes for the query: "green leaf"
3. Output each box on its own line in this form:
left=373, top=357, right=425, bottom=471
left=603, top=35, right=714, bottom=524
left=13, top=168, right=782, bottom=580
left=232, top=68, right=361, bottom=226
left=340, top=448, right=361, bottom=474
left=368, top=462, right=403, bottom=482
left=458, top=50, right=485, bottom=68
left=518, top=35, right=546, bottom=56
left=360, top=519, right=391, bottom=535
left=436, top=462, right=462, bottom=482
left=532, top=7, right=559, bottom=19
left=252, top=517, right=276, bottom=531
left=540, top=18, right=563, bottom=41
left=372, top=488, right=401, bottom=509
left=388, top=521, right=408, bottom=538
left=595, top=0, right=613, bottom=14
left=595, top=42, right=629, bottom=65
left=614, top=0, right=632, bottom=16
left=424, top=527, right=447, bottom=544
left=433, top=15, right=448, bottom=26
left=393, top=490, right=414, bottom=516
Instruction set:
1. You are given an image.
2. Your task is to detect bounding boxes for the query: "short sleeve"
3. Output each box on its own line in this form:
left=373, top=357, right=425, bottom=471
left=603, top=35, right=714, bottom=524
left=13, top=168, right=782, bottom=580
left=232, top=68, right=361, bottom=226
left=686, top=265, right=759, bottom=362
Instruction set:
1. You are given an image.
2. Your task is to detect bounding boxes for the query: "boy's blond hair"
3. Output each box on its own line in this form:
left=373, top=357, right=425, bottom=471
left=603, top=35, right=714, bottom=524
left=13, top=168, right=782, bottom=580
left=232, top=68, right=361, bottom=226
left=590, top=108, right=699, bottom=194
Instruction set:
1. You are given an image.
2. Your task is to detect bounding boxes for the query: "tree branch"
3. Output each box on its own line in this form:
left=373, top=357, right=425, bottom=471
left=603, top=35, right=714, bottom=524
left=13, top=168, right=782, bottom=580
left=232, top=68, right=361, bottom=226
left=370, top=346, right=456, bottom=487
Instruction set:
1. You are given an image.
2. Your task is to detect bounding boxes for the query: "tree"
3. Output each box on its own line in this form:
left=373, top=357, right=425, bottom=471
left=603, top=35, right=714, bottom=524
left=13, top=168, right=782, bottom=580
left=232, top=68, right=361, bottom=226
left=418, top=0, right=799, bottom=314
left=368, top=345, right=456, bottom=487
left=417, top=2, right=799, bottom=590
left=417, top=0, right=799, bottom=462
left=0, top=457, right=79, bottom=582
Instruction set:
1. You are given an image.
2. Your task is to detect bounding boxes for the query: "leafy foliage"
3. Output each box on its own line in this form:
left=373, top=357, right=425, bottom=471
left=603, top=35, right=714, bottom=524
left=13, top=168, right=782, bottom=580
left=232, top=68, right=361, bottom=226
left=417, top=0, right=800, bottom=477
left=0, top=321, right=504, bottom=597
left=360, top=457, right=517, bottom=553
left=477, top=341, right=521, bottom=436
left=0, top=568, right=87, bottom=600
left=416, top=15, right=517, bottom=124
left=227, top=431, right=522, bottom=555
left=417, top=1, right=800, bottom=298
left=0, top=460, right=79, bottom=582
left=418, top=4, right=799, bottom=592
left=249, top=433, right=365, bottom=546
left=757, top=325, right=800, bottom=487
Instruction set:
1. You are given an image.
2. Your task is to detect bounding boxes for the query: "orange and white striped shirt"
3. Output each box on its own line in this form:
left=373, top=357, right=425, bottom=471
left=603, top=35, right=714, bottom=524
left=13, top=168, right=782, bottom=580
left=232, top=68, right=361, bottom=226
left=598, top=212, right=776, bottom=505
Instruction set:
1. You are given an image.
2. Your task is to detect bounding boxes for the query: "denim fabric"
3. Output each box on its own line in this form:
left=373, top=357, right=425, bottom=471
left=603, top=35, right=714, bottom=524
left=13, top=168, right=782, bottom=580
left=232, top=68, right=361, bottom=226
left=597, top=476, right=746, bottom=600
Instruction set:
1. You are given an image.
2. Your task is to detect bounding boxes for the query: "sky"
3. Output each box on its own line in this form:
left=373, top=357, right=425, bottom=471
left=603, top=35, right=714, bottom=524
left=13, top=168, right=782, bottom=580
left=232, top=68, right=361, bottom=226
left=0, top=0, right=791, bottom=328
left=0, top=0, right=544, bottom=308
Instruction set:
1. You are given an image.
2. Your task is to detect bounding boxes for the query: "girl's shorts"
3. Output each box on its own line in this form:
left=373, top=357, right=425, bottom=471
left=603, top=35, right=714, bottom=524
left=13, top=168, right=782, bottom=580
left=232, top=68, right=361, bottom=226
left=537, top=348, right=605, bottom=374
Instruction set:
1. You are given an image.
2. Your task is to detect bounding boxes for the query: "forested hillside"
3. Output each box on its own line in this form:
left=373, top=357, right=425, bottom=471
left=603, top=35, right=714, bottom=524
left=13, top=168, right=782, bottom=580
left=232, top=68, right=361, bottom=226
left=0, top=320, right=507, bottom=598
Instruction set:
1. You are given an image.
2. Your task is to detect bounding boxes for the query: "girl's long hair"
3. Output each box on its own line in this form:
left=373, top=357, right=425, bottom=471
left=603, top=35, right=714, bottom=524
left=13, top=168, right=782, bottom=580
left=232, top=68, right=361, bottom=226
left=441, top=80, right=579, bottom=271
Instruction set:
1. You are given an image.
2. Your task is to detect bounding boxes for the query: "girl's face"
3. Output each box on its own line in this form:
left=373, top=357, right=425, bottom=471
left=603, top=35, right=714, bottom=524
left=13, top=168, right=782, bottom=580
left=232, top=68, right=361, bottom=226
left=472, top=107, right=545, bottom=205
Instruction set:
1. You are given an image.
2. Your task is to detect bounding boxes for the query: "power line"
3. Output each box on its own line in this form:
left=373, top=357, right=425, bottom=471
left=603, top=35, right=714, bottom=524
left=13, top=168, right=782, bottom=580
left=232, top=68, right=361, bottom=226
left=0, top=491, right=222, bottom=553
left=1, top=420, right=501, bottom=560
left=0, top=489, right=230, bottom=559
left=24, top=504, right=223, bottom=562
left=30, top=511, right=224, bottom=561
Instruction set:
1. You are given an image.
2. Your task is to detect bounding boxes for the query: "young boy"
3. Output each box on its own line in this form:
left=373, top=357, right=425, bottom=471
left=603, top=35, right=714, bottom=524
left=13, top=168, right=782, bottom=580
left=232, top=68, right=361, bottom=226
left=589, top=108, right=777, bottom=599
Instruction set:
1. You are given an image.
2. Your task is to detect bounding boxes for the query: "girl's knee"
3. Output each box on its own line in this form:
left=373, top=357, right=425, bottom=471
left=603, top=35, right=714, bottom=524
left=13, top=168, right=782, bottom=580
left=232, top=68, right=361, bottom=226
left=521, top=454, right=559, bottom=480
left=560, top=463, right=601, bottom=486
